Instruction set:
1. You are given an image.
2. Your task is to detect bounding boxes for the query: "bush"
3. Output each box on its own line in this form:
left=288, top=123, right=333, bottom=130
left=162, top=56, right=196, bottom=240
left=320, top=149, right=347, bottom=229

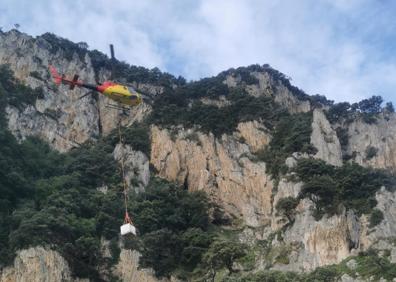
left=202, top=237, right=247, bottom=280
left=385, top=102, right=395, bottom=113
left=300, top=175, right=338, bottom=218
left=358, top=96, right=383, bottom=114
left=326, top=102, right=352, bottom=123
left=295, top=158, right=395, bottom=218
left=354, top=250, right=396, bottom=280
left=365, top=146, right=378, bottom=160
left=326, top=96, right=393, bottom=124
left=276, top=197, right=299, bottom=223
left=369, top=209, right=384, bottom=227
left=258, top=112, right=315, bottom=178
left=106, top=123, right=151, bottom=155
left=150, top=88, right=286, bottom=137
left=41, top=33, right=88, bottom=61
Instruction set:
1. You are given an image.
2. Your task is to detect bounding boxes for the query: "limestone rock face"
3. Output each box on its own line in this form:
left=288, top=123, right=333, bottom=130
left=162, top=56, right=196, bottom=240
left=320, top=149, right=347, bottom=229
left=271, top=180, right=302, bottom=230
left=113, top=143, right=150, bottom=193
left=360, top=187, right=396, bottom=250
left=0, top=246, right=168, bottom=282
left=277, top=200, right=360, bottom=272
left=310, top=109, right=342, bottom=166
left=248, top=72, right=310, bottom=113
left=224, top=71, right=311, bottom=113
left=271, top=182, right=396, bottom=272
left=346, top=113, right=396, bottom=172
left=0, top=247, right=73, bottom=282
left=150, top=121, right=396, bottom=271
left=236, top=121, right=271, bottom=153
left=150, top=125, right=274, bottom=227
left=114, top=250, right=165, bottom=282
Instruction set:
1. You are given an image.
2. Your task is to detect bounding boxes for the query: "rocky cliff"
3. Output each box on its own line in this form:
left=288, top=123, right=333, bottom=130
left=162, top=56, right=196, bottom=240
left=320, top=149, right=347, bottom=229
left=149, top=115, right=396, bottom=273
left=0, top=247, right=82, bottom=282
left=1, top=30, right=396, bottom=281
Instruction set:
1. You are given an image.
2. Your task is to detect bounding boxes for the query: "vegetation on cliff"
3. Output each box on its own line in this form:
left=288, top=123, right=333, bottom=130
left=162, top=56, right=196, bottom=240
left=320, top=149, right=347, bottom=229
left=295, top=158, right=395, bottom=220
left=326, top=95, right=393, bottom=124
left=150, top=88, right=287, bottom=136
left=224, top=250, right=396, bottom=282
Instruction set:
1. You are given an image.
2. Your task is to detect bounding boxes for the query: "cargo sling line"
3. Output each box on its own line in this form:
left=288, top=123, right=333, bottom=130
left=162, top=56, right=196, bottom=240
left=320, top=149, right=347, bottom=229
left=118, top=121, right=133, bottom=226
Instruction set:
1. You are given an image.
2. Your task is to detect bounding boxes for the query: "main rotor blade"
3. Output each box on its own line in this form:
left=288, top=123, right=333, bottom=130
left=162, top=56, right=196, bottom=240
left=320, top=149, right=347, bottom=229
left=78, top=91, right=93, bottom=100
left=110, top=44, right=115, bottom=60
left=110, top=44, right=115, bottom=80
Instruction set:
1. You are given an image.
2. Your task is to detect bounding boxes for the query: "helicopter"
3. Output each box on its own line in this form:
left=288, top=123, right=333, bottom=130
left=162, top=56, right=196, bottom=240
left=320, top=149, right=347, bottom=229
left=49, top=44, right=143, bottom=109
left=49, top=45, right=143, bottom=236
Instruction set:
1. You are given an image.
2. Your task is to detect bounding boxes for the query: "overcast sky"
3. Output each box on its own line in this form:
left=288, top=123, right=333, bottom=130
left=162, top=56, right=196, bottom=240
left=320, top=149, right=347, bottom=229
left=1, top=0, right=395, bottom=103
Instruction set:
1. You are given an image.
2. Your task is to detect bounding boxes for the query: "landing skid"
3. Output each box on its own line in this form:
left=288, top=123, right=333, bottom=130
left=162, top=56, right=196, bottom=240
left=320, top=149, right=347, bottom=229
left=106, top=103, right=130, bottom=111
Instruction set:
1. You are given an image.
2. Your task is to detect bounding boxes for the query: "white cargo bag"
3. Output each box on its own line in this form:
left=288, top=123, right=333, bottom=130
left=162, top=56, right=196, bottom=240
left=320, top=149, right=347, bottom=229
left=121, top=223, right=137, bottom=236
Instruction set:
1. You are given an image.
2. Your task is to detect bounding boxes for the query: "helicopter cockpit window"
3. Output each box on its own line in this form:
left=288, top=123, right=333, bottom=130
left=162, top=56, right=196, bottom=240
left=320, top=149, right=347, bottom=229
left=127, top=86, right=137, bottom=94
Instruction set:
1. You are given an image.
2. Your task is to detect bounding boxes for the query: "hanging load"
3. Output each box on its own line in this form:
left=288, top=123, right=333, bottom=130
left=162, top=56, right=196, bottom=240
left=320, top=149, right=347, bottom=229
left=121, top=211, right=136, bottom=236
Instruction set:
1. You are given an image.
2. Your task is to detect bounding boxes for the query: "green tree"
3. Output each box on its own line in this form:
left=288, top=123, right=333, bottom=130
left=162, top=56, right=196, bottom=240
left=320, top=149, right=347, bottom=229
left=358, top=95, right=383, bottom=114
left=202, top=238, right=247, bottom=281
left=369, top=209, right=384, bottom=227
left=385, top=102, right=395, bottom=113
left=326, top=102, right=351, bottom=123
left=276, top=197, right=299, bottom=223
left=300, top=175, right=338, bottom=218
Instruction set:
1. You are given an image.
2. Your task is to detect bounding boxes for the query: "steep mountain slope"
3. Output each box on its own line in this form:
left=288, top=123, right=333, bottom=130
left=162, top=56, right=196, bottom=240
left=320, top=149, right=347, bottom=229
left=0, top=30, right=396, bottom=282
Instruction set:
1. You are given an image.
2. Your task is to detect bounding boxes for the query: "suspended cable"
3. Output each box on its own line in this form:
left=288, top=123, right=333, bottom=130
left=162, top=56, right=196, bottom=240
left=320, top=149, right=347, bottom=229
left=118, top=120, right=136, bottom=235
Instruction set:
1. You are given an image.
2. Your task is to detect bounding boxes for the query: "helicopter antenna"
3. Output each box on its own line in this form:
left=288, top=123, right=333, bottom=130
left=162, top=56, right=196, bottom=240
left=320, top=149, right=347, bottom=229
left=110, top=44, right=116, bottom=80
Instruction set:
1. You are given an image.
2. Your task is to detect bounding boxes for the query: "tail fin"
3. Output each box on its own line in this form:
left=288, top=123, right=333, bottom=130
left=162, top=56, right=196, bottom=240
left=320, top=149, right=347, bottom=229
left=49, top=65, right=62, bottom=85
left=70, top=74, right=79, bottom=90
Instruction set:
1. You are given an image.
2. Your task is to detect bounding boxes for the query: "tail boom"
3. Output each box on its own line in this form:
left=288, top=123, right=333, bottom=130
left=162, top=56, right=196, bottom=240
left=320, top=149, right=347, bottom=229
left=49, top=65, right=96, bottom=91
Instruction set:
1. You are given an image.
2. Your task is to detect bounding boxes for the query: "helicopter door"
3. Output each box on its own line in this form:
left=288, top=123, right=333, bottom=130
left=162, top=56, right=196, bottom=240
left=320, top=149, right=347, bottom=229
left=110, top=92, right=124, bottom=101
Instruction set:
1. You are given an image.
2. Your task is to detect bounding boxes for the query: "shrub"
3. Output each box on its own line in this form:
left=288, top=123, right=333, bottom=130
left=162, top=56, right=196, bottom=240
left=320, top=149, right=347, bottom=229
left=106, top=123, right=151, bottom=156
left=257, top=112, right=315, bottom=178
left=385, top=102, right=395, bottom=113
left=150, top=88, right=286, bottom=137
left=295, top=158, right=395, bottom=219
left=326, top=102, right=352, bottom=123
left=369, top=209, right=384, bottom=227
left=276, top=197, right=299, bottom=223
left=354, top=250, right=396, bottom=280
left=202, top=237, right=247, bottom=280
left=365, top=146, right=378, bottom=160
